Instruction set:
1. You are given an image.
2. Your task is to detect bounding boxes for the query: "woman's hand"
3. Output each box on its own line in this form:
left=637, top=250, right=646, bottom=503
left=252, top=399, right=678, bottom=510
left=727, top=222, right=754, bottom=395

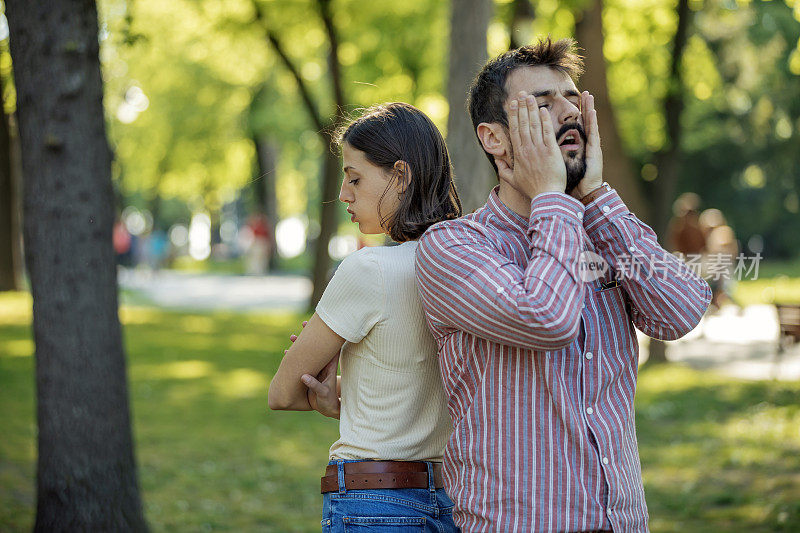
left=284, top=320, right=308, bottom=354
left=267, top=313, right=345, bottom=411
left=301, top=354, right=341, bottom=419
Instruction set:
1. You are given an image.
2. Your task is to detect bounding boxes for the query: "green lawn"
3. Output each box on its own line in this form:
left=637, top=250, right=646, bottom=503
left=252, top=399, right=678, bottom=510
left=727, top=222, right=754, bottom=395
left=2, top=291, right=799, bottom=532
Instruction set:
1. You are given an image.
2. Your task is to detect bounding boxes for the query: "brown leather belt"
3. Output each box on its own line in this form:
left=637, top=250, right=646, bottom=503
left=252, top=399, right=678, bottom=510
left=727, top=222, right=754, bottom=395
left=321, top=461, right=444, bottom=493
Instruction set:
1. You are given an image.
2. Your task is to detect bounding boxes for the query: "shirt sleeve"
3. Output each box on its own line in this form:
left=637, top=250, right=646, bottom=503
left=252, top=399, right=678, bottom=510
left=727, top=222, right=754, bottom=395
left=415, top=192, right=586, bottom=352
left=316, top=248, right=384, bottom=343
left=583, top=188, right=712, bottom=340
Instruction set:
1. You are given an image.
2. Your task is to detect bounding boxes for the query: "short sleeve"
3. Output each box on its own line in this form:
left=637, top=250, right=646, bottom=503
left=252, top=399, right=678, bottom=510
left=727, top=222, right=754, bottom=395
left=316, top=248, right=384, bottom=343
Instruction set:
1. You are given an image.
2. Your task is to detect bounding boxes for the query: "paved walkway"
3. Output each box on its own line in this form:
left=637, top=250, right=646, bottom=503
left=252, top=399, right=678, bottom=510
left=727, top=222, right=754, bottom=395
left=118, top=268, right=311, bottom=312
left=119, top=268, right=800, bottom=381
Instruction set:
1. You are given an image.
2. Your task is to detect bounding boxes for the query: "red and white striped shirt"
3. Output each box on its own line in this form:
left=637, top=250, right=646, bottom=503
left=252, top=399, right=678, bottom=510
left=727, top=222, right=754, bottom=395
left=415, top=187, right=711, bottom=532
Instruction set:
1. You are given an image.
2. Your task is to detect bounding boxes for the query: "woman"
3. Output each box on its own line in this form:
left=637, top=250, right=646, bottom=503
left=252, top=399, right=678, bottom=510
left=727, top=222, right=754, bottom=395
left=268, top=102, right=462, bottom=532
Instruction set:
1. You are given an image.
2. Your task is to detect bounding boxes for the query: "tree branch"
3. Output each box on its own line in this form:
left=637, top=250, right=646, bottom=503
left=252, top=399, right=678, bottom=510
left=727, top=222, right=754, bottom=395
left=253, top=1, right=327, bottom=134
left=316, top=0, right=346, bottom=128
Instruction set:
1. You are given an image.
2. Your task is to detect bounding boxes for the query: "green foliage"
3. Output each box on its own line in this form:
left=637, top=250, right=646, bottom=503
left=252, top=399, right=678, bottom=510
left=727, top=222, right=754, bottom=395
left=679, top=0, right=800, bottom=258
left=95, top=0, right=800, bottom=258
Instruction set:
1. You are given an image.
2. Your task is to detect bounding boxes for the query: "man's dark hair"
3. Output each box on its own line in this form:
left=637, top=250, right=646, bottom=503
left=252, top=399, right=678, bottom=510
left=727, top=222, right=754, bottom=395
left=467, top=36, right=585, bottom=174
left=336, top=102, right=462, bottom=242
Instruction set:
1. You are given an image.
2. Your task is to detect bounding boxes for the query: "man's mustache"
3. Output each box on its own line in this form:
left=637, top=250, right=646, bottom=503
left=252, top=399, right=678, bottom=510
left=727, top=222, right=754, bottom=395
left=555, top=122, right=587, bottom=145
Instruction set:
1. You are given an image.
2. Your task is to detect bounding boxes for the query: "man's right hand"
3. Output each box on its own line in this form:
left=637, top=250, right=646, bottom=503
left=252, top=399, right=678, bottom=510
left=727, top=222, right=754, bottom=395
left=496, top=91, right=567, bottom=199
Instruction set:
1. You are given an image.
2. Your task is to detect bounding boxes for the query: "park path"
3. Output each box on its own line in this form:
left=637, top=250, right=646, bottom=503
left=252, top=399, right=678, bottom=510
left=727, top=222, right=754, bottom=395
left=118, top=268, right=800, bottom=381
left=118, top=268, right=311, bottom=312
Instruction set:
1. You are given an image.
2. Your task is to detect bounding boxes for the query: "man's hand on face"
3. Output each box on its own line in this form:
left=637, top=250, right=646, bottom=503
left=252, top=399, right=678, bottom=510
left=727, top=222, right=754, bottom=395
left=572, top=91, right=603, bottom=199
left=496, top=91, right=567, bottom=200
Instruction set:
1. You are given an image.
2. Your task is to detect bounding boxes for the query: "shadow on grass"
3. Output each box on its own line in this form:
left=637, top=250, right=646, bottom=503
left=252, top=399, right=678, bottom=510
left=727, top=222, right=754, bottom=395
left=636, top=364, right=800, bottom=532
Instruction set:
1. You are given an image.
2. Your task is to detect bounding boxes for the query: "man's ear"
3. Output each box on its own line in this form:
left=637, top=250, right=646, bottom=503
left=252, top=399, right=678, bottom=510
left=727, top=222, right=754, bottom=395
left=476, top=122, right=509, bottom=169
left=392, top=160, right=411, bottom=194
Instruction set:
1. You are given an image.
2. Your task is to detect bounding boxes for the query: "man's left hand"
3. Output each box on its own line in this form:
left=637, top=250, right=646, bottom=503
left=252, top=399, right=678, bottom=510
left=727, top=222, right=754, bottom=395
left=573, top=91, right=603, bottom=199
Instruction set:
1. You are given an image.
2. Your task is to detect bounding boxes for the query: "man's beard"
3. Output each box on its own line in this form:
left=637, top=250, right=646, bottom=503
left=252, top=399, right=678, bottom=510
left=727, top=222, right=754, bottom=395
left=557, top=122, right=587, bottom=195
left=564, top=151, right=586, bottom=195
left=504, top=121, right=588, bottom=195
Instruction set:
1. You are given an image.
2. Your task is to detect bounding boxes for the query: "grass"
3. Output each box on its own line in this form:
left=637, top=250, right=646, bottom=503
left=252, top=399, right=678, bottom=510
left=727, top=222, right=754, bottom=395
left=2, top=291, right=800, bottom=532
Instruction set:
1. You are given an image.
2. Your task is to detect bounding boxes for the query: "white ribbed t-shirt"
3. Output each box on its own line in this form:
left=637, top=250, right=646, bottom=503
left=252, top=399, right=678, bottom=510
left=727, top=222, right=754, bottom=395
left=316, top=240, right=451, bottom=462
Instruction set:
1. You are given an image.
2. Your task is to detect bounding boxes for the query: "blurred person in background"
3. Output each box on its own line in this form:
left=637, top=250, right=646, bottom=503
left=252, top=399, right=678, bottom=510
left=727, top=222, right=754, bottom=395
left=700, top=208, right=741, bottom=310
left=244, top=210, right=272, bottom=275
left=667, top=192, right=706, bottom=256
left=268, top=103, right=462, bottom=532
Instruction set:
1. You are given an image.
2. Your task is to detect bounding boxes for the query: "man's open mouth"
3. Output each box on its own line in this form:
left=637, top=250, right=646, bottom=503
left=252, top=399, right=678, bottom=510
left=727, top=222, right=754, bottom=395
left=558, top=129, right=581, bottom=149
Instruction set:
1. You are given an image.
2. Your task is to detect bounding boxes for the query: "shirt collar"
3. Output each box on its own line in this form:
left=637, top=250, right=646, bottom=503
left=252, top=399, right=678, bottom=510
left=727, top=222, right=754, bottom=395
left=486, top=185, right=528, bottom=232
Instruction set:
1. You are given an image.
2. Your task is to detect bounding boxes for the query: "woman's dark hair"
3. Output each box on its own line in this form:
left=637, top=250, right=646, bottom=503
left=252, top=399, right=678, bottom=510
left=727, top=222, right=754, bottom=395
left=335, top=102, right=462, bottom=242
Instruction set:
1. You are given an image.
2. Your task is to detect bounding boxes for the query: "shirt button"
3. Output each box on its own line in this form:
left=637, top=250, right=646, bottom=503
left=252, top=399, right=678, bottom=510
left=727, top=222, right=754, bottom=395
left=496, top=287, right=504, bottom=294
left=586, top=407, right=594, bottom=415
left=606, top=508, right=613, bottom=516
left=602, top=456, right=609, bottom=465
left=575, top=211, right=581, bottom=219
left=602, top=206, right=610, bottom=214
left=629, top=245, right=637, bottom=252
left=585, top=352, right=593, bottom=360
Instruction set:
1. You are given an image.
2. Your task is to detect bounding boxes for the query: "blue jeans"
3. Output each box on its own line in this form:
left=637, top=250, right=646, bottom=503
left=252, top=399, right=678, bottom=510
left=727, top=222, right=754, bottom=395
left=321, top=460, right=459, bottom=532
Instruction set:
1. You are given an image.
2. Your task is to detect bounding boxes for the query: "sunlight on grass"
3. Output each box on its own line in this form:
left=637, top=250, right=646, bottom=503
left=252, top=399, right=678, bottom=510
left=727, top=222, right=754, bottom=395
left=0, top=292, right=31, bottom=324
left=137, top=360, right=215, bottom=380
left=0, top=339, right=33, bottom=358
left=735, top=277, right=800, bottom=306
left=213, top=368, right=268, bottom=398
left=178, top=315, right=217, bottom=333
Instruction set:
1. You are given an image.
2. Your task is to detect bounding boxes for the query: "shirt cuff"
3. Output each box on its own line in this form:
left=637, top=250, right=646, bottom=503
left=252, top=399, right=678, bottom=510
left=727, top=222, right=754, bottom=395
left=529, top=192, right=585, bottom=226
left=583, top=188, right=628, bottom=235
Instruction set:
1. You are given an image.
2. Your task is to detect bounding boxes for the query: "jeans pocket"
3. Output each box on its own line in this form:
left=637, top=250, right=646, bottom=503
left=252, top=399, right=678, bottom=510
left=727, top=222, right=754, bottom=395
left=342, top=515, right=426, bottom=532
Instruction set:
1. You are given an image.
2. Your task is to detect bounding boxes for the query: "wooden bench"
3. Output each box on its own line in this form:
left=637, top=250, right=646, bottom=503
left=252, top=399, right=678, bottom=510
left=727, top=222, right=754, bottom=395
left=775, top=303, right=800, bottom=353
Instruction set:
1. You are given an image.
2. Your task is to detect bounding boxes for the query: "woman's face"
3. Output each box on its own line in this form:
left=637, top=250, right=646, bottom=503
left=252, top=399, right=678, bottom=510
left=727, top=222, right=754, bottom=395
left=339, top=142, right=402, bottom=235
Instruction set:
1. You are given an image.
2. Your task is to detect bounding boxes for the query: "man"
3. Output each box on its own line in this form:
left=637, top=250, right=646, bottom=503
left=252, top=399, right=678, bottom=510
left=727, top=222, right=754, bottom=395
left=415, top=37, right=711, bottom=531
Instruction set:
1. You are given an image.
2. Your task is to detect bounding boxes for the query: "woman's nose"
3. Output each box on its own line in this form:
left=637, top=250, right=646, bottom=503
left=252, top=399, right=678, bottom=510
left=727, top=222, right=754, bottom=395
left=339, top=183, right=351, bottom=203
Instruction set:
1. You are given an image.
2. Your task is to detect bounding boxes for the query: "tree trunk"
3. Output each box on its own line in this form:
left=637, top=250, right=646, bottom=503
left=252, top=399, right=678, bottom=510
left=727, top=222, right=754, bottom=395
left=574, top=0, right=649, bottom=222
left=258, top=0, right=346, bottom=309
left=252, top=135, right=278, bottom=269
left=6, top=0, right=148, bottom=530
left=0, top=83, right=20, bottom=291
left=651, top=0, right=691, bottom=241
left=446, top=0, right=494, bottom=213
left=309, top=149, right=341, bottom=308
left=645, top=0, right=692, bottom=365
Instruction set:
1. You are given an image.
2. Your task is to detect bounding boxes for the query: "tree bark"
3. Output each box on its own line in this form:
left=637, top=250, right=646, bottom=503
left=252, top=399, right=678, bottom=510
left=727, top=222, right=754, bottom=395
left=646, top=0, right=692, bottom=365
left=446, top=0, right=494, bottom=213
left=0, top=82, right=20, bottom=291
left=257, top=0, right=346, bottom=309
left=651, top=0, right=691, bottom=241
left=252, top=134, right=278, bottom=269
left=574, top=0, right=649, bottom=222
left=6, top=0, right=148, bottom=530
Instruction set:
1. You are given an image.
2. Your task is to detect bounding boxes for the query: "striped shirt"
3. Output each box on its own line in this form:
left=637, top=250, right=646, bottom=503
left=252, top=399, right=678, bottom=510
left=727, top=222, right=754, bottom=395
left=415, top=187, right=711, bottom=532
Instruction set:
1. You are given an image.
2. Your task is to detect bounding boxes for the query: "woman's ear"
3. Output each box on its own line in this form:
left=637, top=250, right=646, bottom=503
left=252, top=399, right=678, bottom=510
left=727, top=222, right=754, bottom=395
left=392, top=160, right=411, bottom=194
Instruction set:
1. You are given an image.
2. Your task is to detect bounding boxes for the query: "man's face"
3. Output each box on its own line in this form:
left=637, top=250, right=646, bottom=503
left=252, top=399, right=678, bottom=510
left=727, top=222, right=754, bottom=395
left=503, top=66, right=587, bottom=194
